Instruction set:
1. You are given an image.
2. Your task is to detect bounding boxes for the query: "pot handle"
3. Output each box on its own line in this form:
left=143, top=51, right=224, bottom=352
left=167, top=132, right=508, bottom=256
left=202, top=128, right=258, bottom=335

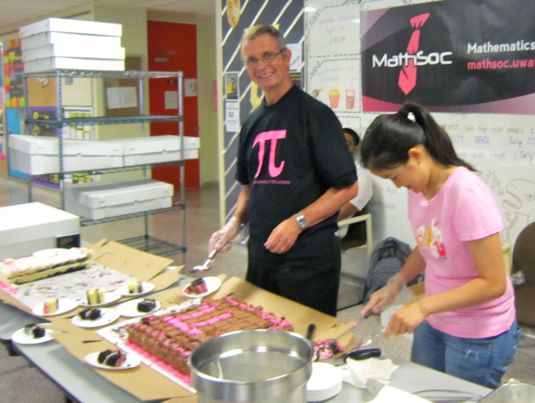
left=306, top=323, right=316, bottom=341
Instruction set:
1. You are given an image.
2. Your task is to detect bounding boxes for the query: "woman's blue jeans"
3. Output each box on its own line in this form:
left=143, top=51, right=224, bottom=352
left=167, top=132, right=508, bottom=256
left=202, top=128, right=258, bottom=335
left=411, top=320, right=521, bottom=388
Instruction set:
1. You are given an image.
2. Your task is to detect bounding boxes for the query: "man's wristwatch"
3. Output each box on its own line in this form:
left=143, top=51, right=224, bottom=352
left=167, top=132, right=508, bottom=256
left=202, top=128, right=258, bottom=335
left=295, top=214, right=308, bottom=231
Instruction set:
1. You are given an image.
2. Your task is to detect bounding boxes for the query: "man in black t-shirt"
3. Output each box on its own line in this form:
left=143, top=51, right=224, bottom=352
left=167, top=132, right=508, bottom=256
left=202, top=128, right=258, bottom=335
left=210, top=25, right=358, bottom=315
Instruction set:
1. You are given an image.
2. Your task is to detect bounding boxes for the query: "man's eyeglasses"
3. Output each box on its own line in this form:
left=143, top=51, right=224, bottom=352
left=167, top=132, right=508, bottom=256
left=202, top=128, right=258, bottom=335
left=244, top=49, right=285, bottom=67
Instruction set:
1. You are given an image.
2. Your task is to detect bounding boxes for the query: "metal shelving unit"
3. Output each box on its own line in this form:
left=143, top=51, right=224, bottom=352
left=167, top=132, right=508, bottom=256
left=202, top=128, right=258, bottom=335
left=22, top=69, right=187, bottom=261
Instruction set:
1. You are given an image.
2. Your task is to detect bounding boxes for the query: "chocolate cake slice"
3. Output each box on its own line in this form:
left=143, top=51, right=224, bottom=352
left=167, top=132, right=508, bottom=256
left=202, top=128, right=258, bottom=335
left=137, top=298, right=157, bottom=313
left=97, top=349, right=126, bottom=367
left=79, top=308, right=102, bottom=320
left=24, top=324, right=45, bottom=338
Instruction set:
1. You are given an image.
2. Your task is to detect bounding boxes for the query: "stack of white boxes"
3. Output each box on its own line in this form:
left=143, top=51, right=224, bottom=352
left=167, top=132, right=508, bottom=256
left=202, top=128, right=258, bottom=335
left=9, top=134, right=200, bottom=175
left=9, top=134, right=201, bottom=220
left=64, top=179, right=174, bottom=220
left=19, top=18, right=125, bottom=73
left=8, top=135, right=124, bottom=175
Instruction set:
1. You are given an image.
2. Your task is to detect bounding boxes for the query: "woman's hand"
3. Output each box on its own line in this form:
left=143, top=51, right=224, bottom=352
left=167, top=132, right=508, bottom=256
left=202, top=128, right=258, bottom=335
left=361, top=273, right=405, bottom=316
left=384, top=301, right=427, bottom=336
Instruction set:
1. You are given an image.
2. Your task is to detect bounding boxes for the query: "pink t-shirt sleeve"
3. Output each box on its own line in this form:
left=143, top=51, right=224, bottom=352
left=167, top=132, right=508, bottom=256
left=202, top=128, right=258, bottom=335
left=453, top=177, right=503, bottom=242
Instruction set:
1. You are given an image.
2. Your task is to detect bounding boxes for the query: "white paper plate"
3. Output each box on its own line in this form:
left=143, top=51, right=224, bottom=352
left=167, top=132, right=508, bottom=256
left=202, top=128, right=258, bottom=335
left=117, top=282, right=155, bottom=297
left=71, top=308, right=120, bottom=328
left=182, top=276, right=222, bottom=298
left=116, top=298, right=161, bottom=317
left=32, top=298, right=79, bottom=317
left=79, top=291, right=122, bottom=308
left=12, top=327, right=54, bottom=345
left=84, top=351, right=141, bottom=371
left=306, top=362, right=343, bottom=402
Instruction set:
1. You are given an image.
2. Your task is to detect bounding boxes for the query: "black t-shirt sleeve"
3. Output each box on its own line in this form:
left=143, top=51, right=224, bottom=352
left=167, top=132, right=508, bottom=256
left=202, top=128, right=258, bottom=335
left=307, top=100, right=357, bottom=188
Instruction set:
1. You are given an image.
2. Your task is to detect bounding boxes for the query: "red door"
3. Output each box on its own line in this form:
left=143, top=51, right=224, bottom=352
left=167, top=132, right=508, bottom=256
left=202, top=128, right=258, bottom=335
left=147, top=21, right=199, bottom=189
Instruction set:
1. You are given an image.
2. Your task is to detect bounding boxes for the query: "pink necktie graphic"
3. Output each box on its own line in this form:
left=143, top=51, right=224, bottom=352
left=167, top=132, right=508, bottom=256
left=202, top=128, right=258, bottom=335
left=398, top=12, right=430, bottom=95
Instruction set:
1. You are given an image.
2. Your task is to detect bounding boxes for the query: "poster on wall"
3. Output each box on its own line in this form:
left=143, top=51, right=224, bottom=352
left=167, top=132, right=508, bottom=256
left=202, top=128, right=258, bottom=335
left=305, top=0, right=361, bottom=117
left=2, top=38, right=25, bottom=108
left=225, top=72, right=239, bottom=100
left=361, top=0, right=535, bottom=114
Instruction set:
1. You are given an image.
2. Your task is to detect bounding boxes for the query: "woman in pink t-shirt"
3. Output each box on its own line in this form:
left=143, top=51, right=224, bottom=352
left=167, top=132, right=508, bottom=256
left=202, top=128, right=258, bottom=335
left=360, top=102, right=519, bottom=388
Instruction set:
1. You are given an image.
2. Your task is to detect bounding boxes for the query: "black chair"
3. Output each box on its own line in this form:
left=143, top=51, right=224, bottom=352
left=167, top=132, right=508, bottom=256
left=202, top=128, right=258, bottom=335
left=512, top=222, right=535, bottom=327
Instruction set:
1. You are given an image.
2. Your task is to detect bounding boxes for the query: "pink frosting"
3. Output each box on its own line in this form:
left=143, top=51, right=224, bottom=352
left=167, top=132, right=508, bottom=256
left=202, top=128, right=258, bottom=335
left=195, top=311, right=234, bottom=328
left=125, top=341, right=192, bottom=384
left=176, top=303, right=217, bottom=320
left=0, top=279, right=17, bottom=295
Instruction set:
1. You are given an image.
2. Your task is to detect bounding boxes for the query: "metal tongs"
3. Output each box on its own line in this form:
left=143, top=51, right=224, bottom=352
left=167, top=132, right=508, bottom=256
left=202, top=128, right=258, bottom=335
left=189, top=248, right=220, bottom=274
left=189, top=225, right=244, bottom=274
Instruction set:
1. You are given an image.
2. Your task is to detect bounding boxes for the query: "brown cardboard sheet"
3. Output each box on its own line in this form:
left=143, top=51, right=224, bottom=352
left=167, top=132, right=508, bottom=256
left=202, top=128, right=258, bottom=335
left=164, top=397, right=198, bottom=403
left=49, top=276, right=356, bottom=401
left=213, top=276, right=339, bottom=337
left=151, top=267, right=183, bottom=292
left=53, top=331, right=193, bottom=401
left=90, top=240, right=173, bottom=282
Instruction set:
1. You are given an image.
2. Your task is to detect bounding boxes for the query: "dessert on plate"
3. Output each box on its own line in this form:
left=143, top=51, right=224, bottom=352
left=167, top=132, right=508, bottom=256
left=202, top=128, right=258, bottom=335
left=127, top=279, right=143, bottom=294
left=79, top=308, right=103, bottom=320
left=86, top=288, right=105, bottom=305
left=97, top=349, right=127, bottom=367
left=184, top=278, right=208, bottom=295
left=24, top=324, right=46, bottom=339
left=137, top=298, right=157, bottom=313
left=43, top=297, right=58, bottom=314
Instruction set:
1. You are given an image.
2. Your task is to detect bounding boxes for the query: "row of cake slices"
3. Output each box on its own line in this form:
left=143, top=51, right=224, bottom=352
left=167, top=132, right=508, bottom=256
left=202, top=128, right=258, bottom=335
left=42, top=295, right=157, bottom=316
left=41, top=275, right=212, bottom=315
left=41, top=278, right=150, bottom=315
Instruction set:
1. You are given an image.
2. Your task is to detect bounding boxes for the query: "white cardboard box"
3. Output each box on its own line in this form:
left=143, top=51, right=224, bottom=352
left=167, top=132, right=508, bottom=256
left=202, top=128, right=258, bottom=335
left=9, top=135, right=123, bottom=175
left=0, top=202, right=80, bottom=260
left=64, top=179, right=173, bottom=220
left=111, top=135, right=200, bottom=166
left=24, top=57, right=125, bottom=73
left=19, top=18, right=122, bottom=38
left=22, top=32, right=122, bottom=51
left=22, top=44, right=125, bottom=62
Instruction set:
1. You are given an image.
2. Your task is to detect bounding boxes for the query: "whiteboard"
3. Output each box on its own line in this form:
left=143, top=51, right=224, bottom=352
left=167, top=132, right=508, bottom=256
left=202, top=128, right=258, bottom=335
left=305, top=0, right=535, bottom=248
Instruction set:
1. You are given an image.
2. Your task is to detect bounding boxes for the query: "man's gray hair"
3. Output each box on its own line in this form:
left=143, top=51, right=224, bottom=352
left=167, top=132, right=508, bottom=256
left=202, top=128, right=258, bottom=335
left=240, top=24, right=287, bottom=54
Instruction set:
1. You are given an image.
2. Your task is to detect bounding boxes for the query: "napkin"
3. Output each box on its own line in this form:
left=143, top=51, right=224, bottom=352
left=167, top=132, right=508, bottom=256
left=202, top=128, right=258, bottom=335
left=342, top=357, right=399, bottom=388
left=368, top=384, right=431, bottom=402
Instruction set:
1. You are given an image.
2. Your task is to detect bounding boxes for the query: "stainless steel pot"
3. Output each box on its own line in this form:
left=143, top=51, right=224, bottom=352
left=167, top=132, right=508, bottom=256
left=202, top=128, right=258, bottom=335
left=189, top=329, right=313, bottom=403
left=479, top=379, right=535, bottom=403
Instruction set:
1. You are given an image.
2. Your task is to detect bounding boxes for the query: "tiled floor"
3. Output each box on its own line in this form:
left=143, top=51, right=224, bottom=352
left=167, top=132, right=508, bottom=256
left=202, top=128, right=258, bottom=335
left=1, top=175, right=534, bottom=402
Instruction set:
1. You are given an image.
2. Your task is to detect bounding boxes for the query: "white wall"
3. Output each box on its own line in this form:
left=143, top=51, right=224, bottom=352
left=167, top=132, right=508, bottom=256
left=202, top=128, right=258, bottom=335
left=305, top=0, right=535, bottom=248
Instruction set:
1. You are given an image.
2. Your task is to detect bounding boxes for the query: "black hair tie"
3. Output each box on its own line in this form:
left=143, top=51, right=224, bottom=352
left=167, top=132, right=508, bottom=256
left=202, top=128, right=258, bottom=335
left=398, top=104, right=412, bottom=117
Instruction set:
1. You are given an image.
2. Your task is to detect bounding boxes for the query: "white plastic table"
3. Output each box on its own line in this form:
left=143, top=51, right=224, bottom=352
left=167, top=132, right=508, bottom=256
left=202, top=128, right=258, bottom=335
left=1, top=301, right=491, bottom=403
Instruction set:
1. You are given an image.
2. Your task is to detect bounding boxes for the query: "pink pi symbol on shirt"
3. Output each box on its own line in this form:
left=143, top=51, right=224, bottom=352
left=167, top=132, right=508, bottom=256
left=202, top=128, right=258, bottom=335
left=252, top=130, right=286, bottom=178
